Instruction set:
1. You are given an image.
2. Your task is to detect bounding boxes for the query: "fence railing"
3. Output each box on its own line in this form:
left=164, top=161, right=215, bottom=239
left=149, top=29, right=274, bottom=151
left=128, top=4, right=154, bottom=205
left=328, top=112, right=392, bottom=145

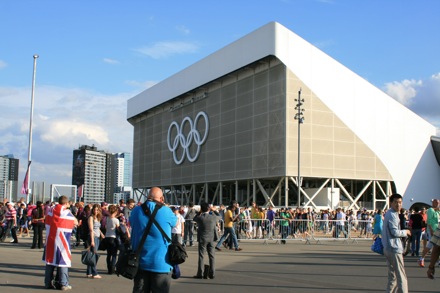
left=195, top=218, right=375, bottom=244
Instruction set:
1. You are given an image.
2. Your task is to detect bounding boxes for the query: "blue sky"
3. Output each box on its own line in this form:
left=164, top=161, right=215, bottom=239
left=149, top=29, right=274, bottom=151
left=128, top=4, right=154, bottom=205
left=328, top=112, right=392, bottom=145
left=1, top=0, right=439, bottom=192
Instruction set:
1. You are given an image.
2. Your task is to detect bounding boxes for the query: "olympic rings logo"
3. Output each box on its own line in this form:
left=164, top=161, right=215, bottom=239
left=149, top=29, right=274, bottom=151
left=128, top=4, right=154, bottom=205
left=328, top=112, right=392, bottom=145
left=167, top=111, right=209, bottom=165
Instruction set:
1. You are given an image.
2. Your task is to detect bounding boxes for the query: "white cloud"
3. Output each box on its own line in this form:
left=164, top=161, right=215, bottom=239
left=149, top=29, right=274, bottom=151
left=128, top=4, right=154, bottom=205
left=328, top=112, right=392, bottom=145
left=103, top=58, right=120, bottom=64
left=40, top=120, right=110, bottom=147
left=176, top=25, right=191, bottom=35
left=125, top=80, right=157, bottom=89
left=0, top=60, right=6, bottom=69
left=134, top=41, right=199, bottom=59
left=0, top=85, right=133, bottom=186
left=385, top=73, right=440, bottom=134
left=313, top=39, right=336, bottom=50
left=384, top=79, right=422, bottom=106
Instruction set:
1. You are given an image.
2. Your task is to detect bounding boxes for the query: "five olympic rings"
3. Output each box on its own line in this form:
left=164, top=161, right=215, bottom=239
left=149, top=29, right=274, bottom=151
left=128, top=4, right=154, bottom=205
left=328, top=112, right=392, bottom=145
left=167, top=111, right=209, bottom=165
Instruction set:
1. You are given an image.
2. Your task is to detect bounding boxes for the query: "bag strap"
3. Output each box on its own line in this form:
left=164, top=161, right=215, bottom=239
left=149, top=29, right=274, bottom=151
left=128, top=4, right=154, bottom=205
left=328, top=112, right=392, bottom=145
left=150, top=216, right=172, bottom=243
left=134, top=203, right=161, bottom=257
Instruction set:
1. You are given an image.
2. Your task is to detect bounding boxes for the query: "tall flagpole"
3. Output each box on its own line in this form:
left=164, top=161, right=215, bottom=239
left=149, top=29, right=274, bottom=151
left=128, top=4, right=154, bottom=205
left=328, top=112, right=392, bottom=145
left=26, top=54, right=39, bottom=203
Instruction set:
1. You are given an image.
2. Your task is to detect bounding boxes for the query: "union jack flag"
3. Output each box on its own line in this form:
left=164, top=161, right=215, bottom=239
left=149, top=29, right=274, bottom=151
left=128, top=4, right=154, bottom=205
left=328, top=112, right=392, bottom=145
left=43, top=204, right=76, bottom=267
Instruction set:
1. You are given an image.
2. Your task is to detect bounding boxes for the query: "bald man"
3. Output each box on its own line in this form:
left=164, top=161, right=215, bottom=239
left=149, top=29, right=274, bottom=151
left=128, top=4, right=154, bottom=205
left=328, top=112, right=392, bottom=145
left=419, top=199, right=440, bottom=267
left=130, top=187, right=177, bottom=293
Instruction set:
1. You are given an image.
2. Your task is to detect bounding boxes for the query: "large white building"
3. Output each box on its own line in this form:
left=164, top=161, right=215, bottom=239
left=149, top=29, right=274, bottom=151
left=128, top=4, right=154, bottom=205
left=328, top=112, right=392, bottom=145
left=127, top=22, right=440, bottom=209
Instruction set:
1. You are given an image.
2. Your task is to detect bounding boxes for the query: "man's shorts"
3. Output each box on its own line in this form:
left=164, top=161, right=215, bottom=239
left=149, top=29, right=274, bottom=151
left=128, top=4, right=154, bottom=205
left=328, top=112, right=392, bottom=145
left=429, top=228, right=440, bottom=248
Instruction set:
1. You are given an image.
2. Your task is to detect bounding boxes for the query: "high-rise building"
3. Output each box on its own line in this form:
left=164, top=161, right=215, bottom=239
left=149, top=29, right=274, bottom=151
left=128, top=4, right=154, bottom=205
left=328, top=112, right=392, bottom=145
left=105, top=152, right=132, bottom=204
left=0, top=155, right=19, bottom=201
left=116, top=152, right=132, bottom=190
left=72, top=145, right=106, bottom=204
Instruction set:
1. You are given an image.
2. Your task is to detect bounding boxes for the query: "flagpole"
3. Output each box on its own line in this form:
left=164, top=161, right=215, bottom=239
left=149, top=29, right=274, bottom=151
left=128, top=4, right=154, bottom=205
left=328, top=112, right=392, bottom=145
left=26, top=54, right=39, bottom=203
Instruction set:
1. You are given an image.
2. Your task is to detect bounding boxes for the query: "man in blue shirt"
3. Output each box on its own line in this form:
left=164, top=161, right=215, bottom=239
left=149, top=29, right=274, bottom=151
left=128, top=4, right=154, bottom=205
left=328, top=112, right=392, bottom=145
left=266, top=206, right=276, bottom=238
left=130, top=187, right=177, bottom=293
left=382, top=193, right=411, bottom=293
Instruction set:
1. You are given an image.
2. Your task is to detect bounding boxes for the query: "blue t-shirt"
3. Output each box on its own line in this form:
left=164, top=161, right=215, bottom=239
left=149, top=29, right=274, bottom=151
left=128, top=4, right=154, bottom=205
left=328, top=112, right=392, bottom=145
left=130, top=201, right=177, bottom=273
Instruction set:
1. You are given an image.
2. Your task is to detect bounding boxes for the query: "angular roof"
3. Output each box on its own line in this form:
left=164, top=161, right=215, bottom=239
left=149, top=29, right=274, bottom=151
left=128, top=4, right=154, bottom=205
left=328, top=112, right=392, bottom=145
left=127, top=22, right=440, bottom=203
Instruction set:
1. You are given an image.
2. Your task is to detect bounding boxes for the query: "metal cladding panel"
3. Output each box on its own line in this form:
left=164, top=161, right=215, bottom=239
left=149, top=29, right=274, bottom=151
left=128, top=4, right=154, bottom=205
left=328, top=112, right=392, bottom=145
left=131, top=60, right=286, bottom=187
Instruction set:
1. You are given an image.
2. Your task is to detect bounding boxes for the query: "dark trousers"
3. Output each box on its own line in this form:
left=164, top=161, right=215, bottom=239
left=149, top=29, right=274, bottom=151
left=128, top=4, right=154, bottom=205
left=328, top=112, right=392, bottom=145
left=106, top=237, right=118, bottom=273
left=133, top=270, right=170, bottom=293
left=1, top=220, right=17, bottom=242
left=197, top=240, right=215, bottom=277
left=32, top=222, right=44, bottom=248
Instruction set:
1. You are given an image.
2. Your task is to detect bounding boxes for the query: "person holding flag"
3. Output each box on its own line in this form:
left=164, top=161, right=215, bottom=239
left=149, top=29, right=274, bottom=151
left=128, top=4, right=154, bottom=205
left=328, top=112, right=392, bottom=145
left=43, top=196, right=78, bottom=290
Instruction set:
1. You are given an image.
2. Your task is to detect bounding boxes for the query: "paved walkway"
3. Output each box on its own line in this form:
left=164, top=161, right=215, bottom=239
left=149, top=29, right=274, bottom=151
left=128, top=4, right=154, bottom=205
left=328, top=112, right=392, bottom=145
left=0, top=235, right=437, bottom=292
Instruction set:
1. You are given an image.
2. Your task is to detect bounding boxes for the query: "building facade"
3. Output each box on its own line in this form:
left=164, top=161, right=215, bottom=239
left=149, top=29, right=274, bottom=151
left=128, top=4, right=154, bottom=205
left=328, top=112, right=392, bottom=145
left=0, top=155, right=19, bottom=201
left=105, top=152, right=132, bottom=204
left=72, top=145, right=106, bottom=204
left=72, top=146, right=132, bottom=204
left=127, top=22, right=440, bottom=209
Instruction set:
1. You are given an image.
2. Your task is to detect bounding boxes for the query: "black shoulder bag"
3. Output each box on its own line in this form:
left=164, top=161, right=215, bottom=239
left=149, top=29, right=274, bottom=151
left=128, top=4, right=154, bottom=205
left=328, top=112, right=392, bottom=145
left=115, top=203, right=161, bottom=279
left=150, top=216, right=188, bottom=265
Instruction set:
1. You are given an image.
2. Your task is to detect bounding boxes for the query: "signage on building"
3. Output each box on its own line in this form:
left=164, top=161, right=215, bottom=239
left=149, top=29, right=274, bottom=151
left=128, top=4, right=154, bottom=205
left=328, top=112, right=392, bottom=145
left=167, top=111, right=209, bottom=165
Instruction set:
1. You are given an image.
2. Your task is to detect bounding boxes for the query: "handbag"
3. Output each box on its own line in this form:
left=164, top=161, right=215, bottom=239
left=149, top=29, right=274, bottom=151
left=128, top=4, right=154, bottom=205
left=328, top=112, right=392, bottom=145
left=115, top=204, right=161, bottom=280
left=371, top=237, right=384, bottom=255
left=81, top=249, right=100, bottom=266
left=151, top=216, right=188, bottom=265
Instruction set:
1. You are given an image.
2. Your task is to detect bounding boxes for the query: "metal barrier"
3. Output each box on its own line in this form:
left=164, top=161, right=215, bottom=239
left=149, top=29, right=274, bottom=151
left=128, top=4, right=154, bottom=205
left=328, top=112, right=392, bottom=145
left=193, top=217, right=374, bottom=245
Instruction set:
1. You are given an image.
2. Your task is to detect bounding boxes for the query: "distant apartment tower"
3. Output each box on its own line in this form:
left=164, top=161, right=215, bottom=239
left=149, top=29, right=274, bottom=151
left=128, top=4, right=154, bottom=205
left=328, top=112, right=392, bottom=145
left=72, top=145, right=106, bottom=204
left=105, top=152, right=132, bottom=204
left=0, top=155, right=19, bottom=201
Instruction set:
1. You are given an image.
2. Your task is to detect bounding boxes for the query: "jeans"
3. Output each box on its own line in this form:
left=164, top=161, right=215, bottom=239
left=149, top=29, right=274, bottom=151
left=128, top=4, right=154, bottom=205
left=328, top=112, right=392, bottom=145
left=216, top=227, right=239, bottom=250
left=2, top=220, right=17, bottom=242
left=183, top=221, right=194, bottom=245
left=86, top=237, right=100, bottom=276
left=281, top=225, right=289, bottom=243
left=132, top=270, right=170, bottom=293
left=335, top=224, right=347, bottom=238
left=45, top=265, right=69, bottom=287
left=410, top=229, right=422, bottom=256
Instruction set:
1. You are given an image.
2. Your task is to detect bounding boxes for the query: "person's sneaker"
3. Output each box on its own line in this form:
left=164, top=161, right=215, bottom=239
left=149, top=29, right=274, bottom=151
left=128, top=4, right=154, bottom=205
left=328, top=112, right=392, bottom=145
left=235, top=248, right=243, bottom=251
left=215, top=247, right=221, bottom=251
left=418, top=258, right=425, bottom=267
left=61, top=285, right=72, bottom=291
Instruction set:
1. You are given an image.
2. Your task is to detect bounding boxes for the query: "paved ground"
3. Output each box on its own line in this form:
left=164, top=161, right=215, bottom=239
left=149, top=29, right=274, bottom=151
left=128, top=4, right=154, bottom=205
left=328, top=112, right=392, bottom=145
left=0, top=235, right=438, bottom=292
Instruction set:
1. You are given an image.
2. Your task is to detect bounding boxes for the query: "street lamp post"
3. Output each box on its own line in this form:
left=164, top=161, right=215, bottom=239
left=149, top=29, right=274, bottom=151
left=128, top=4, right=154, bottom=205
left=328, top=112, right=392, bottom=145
left=294, top=89, right=305, bottom=207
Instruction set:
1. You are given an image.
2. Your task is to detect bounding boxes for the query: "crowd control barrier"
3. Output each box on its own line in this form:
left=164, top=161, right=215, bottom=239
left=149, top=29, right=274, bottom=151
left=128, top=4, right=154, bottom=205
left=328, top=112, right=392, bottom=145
left=193, top=217, right=374, bottom=245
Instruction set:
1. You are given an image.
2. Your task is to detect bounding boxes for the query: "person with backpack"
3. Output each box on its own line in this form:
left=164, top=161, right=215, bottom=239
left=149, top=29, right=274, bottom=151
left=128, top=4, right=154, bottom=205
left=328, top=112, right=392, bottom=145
left=130, top=187, right=177, bottom=293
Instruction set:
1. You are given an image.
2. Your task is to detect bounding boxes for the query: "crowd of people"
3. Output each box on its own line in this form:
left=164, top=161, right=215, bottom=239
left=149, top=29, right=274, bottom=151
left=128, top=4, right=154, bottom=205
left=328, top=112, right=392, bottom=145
left=1, top=194, right=440, bottom=293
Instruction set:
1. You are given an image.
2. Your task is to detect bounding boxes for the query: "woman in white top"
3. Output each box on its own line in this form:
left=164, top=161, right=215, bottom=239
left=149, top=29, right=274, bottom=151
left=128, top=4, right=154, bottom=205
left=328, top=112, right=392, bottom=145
left=87, top=204, right=104, bottom=279
left=172, top=207, right=185, bottom=245
left=105, top=205, right=120, bottom=275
